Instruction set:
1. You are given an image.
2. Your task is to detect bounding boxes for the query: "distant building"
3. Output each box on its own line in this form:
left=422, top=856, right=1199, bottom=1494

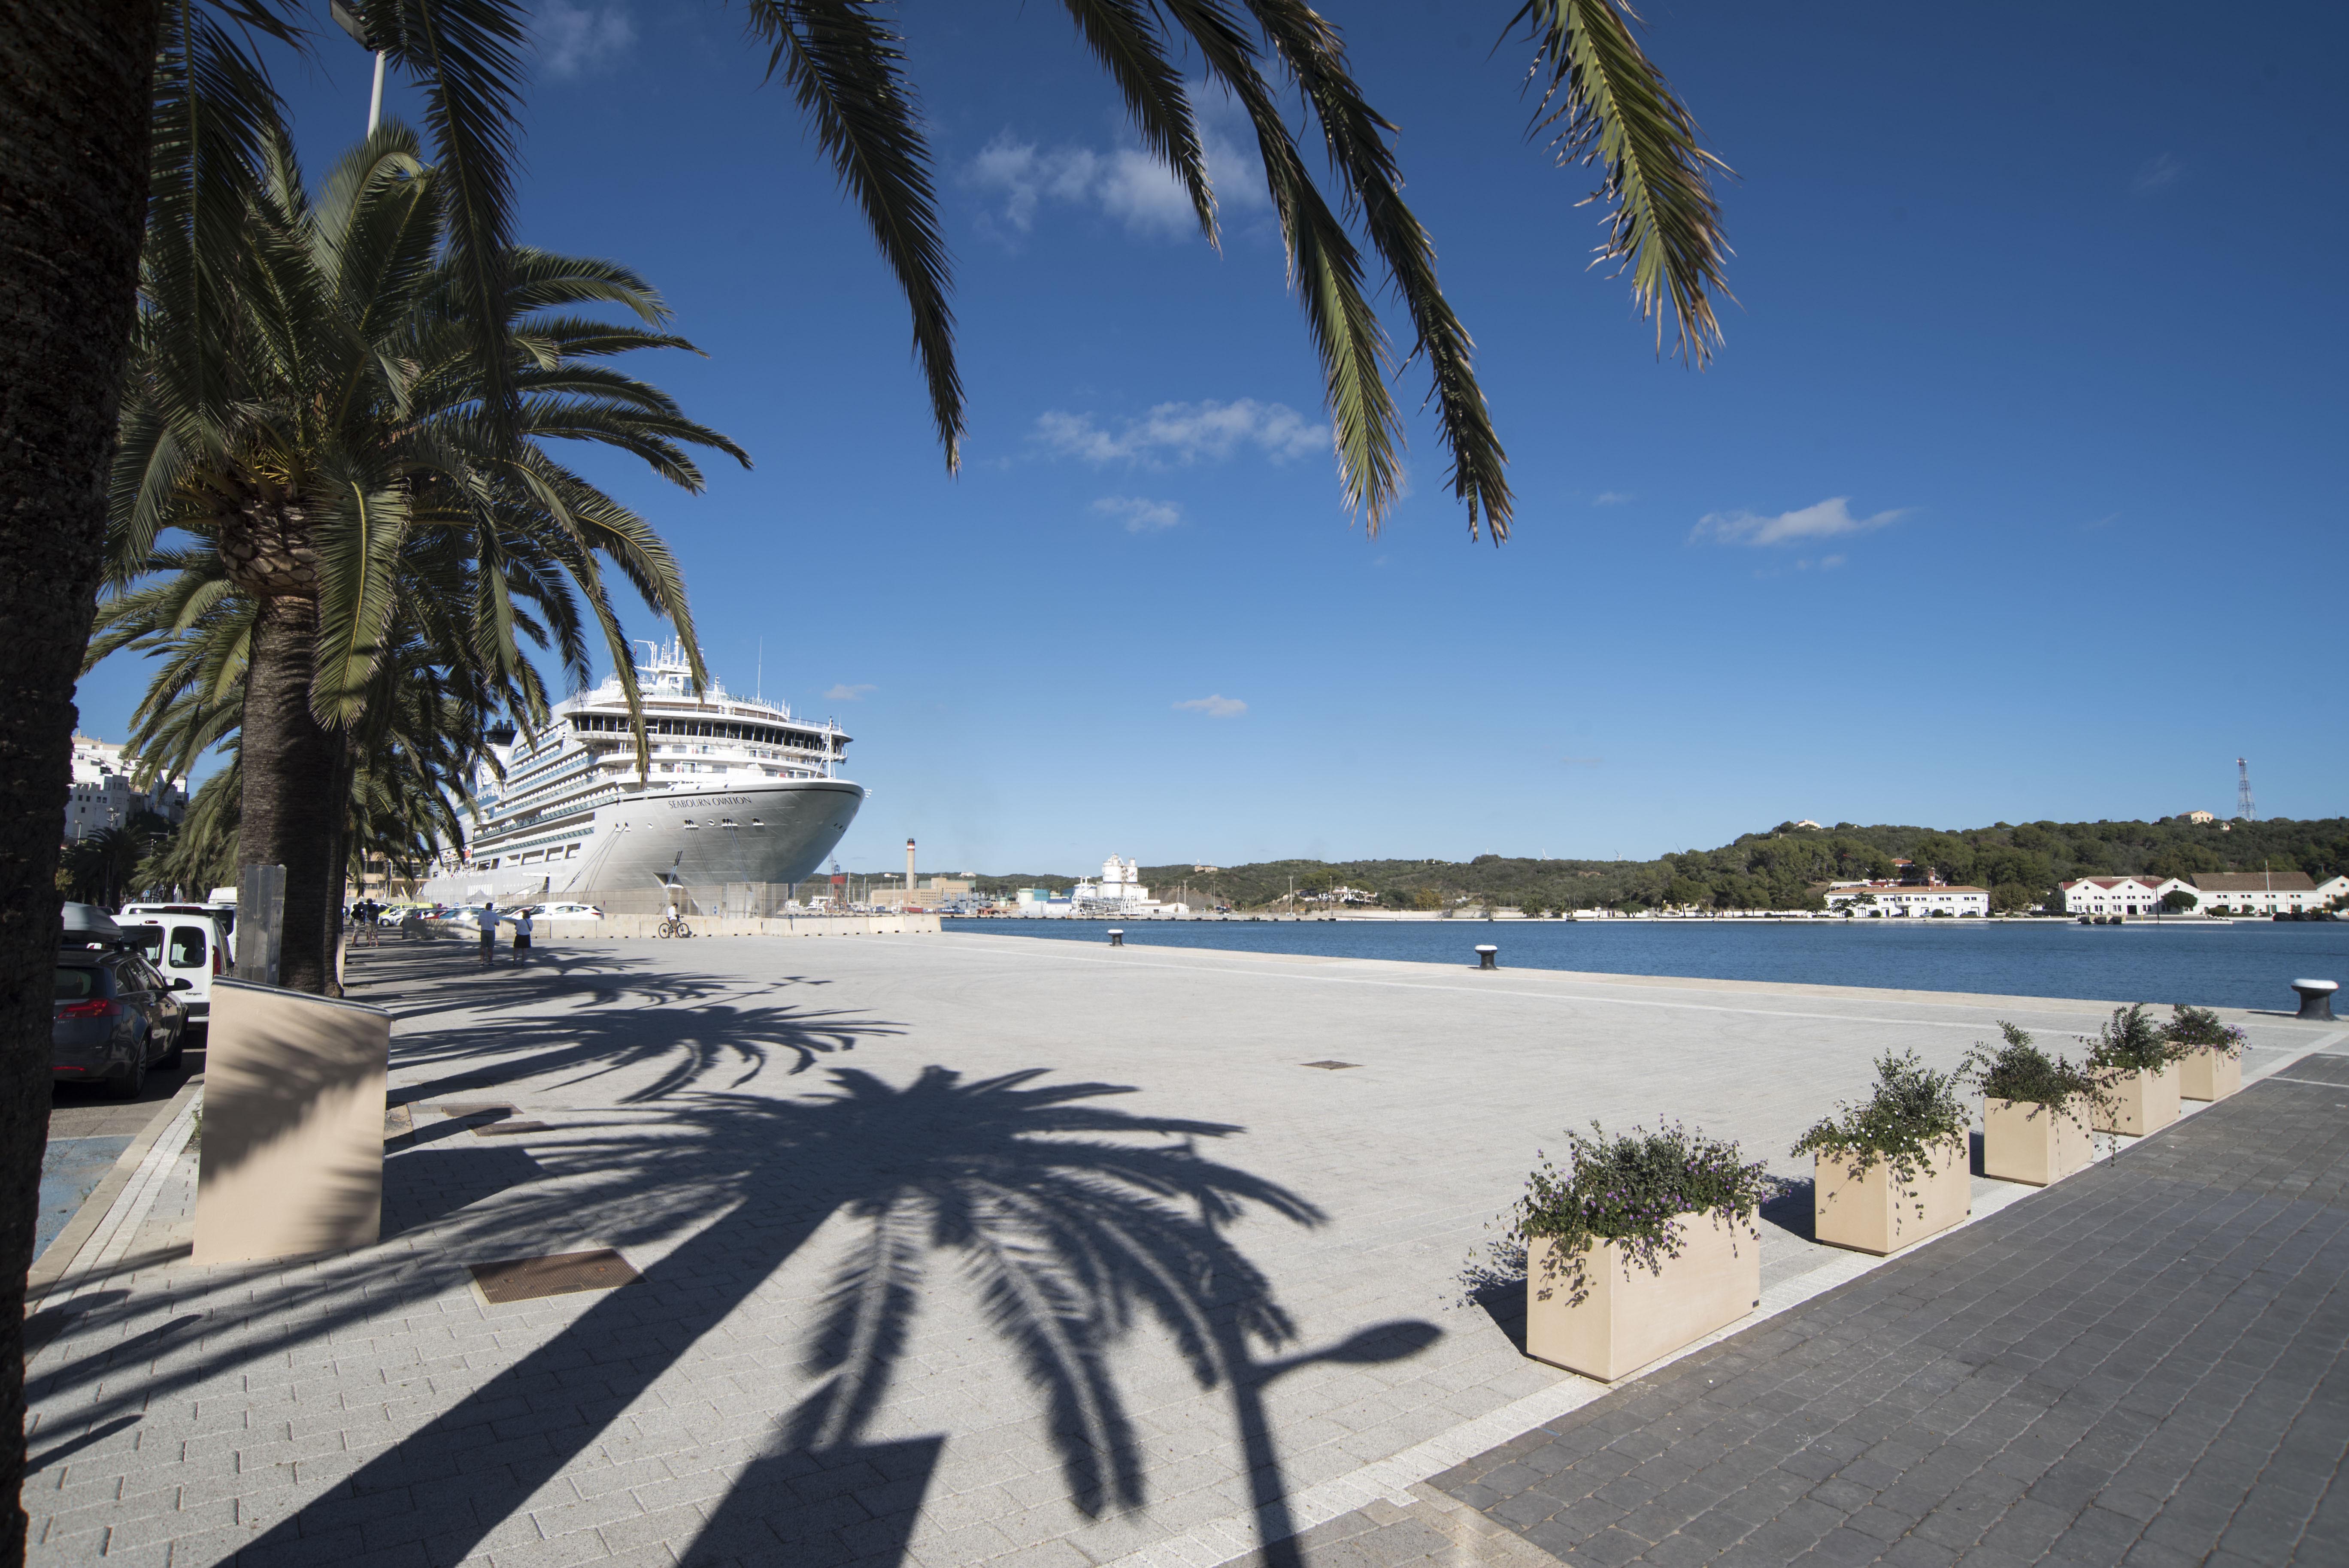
left=1790, top=820, right=1822, bottom=830
left=2185, top=871, right=2341, bottom=916
left=1825, top=883, right=1989, bottom=917
left=872, top=875, right=976, bottom=910
left=64, top=734, right=187, bottom=843
left=2182, top=810, right=2216, bottom=824
left=2061, top=876, right=2187, bottom=916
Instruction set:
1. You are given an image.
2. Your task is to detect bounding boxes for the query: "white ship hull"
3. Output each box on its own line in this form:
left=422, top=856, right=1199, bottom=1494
left=420, top=778, right=864, bottom=907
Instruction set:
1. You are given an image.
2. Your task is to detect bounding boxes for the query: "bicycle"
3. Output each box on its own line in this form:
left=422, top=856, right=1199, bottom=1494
left=657, top=916, right=692, bottom=939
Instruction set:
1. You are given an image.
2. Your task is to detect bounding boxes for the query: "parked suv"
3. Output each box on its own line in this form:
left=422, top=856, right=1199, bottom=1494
left=56, top=905, right=189, bottom=1099
left=115, top=904, right=228, bottom=1032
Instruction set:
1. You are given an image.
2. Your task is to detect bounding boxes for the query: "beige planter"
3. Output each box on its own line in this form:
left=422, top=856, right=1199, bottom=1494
left=2178, top=1049, right=2241, bottom=1102
left=1981, top=1097, right=2095, bottom=1185
left=1525, top=1210, right=1760, bottom=1381
left=1813, top=1135, right=1971, bottom=1256
left=2091, top=1064, right=2180, bottom=1135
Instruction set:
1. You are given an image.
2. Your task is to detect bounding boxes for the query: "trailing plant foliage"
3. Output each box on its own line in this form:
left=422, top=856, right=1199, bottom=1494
left=1789, top=1050, right=1968, bottom=1192
left=2162, top=1004, right=2246, bottom=1060
left=2087, top=1004, right=2189, bottom=1076
left=1961, top=1022, right=2106, bottom=1114
left=1514, top=1121, right=1768, bottom=1307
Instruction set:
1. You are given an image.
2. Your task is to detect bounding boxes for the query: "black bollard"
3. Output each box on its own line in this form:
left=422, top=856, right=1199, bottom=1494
left=1476, top=944, right=1498, bottom=971
left=2291, top=978, right=2337, bottom=1021
left=1109, top=928, right=1124, bottom=947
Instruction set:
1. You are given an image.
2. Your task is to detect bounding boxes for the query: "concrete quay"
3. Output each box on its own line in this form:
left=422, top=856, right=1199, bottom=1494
left=21, top=931, right=2343, bottom=1568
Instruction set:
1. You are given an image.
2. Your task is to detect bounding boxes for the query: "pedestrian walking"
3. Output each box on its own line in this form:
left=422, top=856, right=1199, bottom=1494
left=511, top=908, right=533, bottom=964
left=478, top=901, right=497, bottom=969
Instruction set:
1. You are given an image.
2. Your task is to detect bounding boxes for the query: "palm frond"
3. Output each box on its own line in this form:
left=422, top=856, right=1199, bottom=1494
left=1510, top=0, right=1733, bottom=363
left=744, top=0, right=962, bottom=467
left=1057, top=0, right=1215, bottom=241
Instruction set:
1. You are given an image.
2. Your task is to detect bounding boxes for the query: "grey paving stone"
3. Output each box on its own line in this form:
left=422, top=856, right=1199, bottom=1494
left=1436, top=1066, right=2349, bottom=1567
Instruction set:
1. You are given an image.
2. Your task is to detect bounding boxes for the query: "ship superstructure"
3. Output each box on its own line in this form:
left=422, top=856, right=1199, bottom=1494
left=419, top=640, right=865, bottom=908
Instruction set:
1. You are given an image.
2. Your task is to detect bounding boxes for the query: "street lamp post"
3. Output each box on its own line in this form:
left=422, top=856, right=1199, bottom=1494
left=330, top=0, right=388, bottom=135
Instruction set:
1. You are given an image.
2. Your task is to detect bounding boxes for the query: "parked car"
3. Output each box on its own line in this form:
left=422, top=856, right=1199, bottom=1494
left=57, top=904, right=189, bottom=1099
left=115, top=905, right=228, bottom=1031
left=523, top=902, right=604, bottom=920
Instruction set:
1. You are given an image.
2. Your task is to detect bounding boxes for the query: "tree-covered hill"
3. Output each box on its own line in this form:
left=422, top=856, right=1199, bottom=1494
left=970, top=816, right=2349, bottom=914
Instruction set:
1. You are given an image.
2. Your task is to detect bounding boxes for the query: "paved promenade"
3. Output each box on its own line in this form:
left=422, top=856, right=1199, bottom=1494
left=21, top=931, right=2341, bottom=1568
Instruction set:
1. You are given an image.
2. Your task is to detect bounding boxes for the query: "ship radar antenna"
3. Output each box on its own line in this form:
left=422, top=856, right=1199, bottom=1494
left=2237, top=757, right=2255, bottom=821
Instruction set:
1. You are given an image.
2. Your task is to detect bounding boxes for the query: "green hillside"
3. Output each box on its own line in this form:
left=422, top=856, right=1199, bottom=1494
left=973, top=816, right=2349, bottom=914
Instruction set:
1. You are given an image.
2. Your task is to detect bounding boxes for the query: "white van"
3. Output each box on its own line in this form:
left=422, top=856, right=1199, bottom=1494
left=115, top=903, right=230, bottom=1029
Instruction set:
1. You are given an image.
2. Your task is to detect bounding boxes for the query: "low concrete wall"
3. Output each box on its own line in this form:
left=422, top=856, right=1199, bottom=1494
left=540, top=912, right=943, bottom=940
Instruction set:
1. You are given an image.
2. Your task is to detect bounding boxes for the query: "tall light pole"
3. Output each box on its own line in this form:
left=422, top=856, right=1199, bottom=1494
left=330, top=1, right=387, bottom=135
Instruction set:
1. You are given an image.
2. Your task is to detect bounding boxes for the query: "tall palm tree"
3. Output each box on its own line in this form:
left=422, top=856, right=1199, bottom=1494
left=109, top=117, right=747, bottom=992
left=0, top=1, right=1728, bottom=1551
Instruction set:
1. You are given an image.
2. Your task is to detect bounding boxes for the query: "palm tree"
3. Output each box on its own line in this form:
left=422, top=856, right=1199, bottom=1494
left=1, top=1, right=1728, bottom=1548
left=107, top=116, right=746, bottom=992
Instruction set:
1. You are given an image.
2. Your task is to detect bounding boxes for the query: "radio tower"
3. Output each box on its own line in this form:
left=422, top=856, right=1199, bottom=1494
left=2237, top=758, right=2255, bottom=821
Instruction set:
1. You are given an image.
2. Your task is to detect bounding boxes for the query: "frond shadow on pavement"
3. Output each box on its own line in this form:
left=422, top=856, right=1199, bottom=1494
left=35, top=1058, right=1443, bottom=1567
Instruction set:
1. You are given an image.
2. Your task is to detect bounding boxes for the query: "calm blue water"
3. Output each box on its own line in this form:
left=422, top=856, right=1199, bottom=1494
left=945, top=917, right=2349, bottom=1011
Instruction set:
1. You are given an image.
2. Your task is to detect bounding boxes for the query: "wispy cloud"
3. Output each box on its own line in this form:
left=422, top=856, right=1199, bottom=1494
left=1692, top=496, right=1910, bottom=548
left=2082, top=511, right=2120, bottom=531
left=536, top=1, right=634, bottom=81
left=1036, top=399, right=1327, bottom=467
left=1174, top=694, right=1246, bottom=718
left=824, top=683, right=876, bottom=702
left=967, top=95, right=1265, bottom=241
left=1091, top=496, right=1183, bottom=533
left=1561, top=756, right=1605, bottom=767
left=2132, top=153, right=2184, bottom=194
left=1592, top=491, right=1635, bottom=506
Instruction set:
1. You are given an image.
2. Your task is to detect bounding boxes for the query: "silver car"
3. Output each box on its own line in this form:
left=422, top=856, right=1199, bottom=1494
left=54, top=947, right=189, bottom=1099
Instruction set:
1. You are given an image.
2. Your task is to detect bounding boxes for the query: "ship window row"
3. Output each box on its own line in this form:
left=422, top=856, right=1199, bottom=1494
left=569, top=713, right=843, bottom=751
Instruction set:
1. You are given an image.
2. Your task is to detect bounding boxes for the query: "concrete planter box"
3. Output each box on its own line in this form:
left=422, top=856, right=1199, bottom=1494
left=2178, top=1049, right=2241, bottom=1102
left=1982, top=1097, right=2095, bottom=1185
left=2091, top=1064, right=2181, bottom=1136
left=1525, top=1210, right=1760, bottom=1381
left=1813, top=1135, right=1971, bottom=1256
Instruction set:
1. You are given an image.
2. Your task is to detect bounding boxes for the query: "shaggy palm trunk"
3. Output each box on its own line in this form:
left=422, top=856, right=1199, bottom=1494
left=0, top=4, right=162, bottom=1561
left=319, top=742, right=359, bottom=996
left=240, top=596, right=341, bottom=995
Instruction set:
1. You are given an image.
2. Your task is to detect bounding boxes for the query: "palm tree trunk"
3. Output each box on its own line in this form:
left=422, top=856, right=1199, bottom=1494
left=239, top=596, right=340, bottom=995
left=319, top=742, right=359, bottom=997
left=0, top=4, right=163, bottom=1560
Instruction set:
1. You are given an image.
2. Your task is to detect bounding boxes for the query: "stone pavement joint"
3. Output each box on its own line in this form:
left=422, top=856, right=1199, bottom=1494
left=1431, top=1050, right=2349, bottom=1565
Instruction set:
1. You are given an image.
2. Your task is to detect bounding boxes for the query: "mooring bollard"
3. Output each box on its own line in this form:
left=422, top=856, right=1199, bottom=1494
left=1109, top=928, right=1124, bottom=947
left=1475, top=944, right=1498, bottom=970
left=2291, top=978, right=2338, bottom=1020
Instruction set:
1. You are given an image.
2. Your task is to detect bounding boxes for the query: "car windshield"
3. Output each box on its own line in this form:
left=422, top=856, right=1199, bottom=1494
left=55, top=966, right=97, bottom=1001
left=120, top=926, right=164, bottom=960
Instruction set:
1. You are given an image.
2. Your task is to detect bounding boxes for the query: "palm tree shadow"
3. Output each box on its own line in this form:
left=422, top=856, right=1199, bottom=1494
left=217, top=1065, right=1438, bottom=1568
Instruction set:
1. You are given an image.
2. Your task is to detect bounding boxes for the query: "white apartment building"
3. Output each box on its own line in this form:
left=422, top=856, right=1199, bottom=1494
left=2186, top=871, right=2344, bottom=915
left=2061, top=876, right=2186, bottom=917
left=1825, top=884, right=1990, bottom=916
left=64, top=734, right=187, bottom=843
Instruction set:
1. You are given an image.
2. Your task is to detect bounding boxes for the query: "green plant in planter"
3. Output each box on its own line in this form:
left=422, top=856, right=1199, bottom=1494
left=1962, top=1021, right=2107, bottom=1115
left=1789, top=1050, right=1968, bottom=1203
left=1514, top=1121, right=1769, bottom=1308
left=2162, top=1004, right=2246, bottom=1058
left=2086, top=1003, right=2191, bottom=1079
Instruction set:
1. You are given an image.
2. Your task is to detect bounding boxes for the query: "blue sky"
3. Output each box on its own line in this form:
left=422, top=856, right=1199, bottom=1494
left=78, top=1, right=2348, bottom=876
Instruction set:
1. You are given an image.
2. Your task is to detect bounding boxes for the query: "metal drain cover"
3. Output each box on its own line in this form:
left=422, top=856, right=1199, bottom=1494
left=1301, top=1060, right=1360, bottom=1070
left=437, top=1102, right=516, bottom=1117
left=470, top=1249, right=639, bottom=1303
left=472, top=1120, right=551, bottom=1137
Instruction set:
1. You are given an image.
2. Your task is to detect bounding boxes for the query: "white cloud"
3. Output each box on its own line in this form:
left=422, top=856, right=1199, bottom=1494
left=536, top=1, right=634, bottom=81
left=1592, top=491, right=1635, bottom=506
left=1561, top=756, right=1604, bottom=767
left=967, top=95, right=1267, bottom=240
left=824, top=683, right=876, bottom=702
left=1692, top=496, right=1911, bottom=548
left=1091, top=496, right=1183, bottom=533
left=1174, top=694, right=1246, bottom=718
left=2132, top=153, right=2184, bottom=194
left=1036, top=399, right=1327, bottom=467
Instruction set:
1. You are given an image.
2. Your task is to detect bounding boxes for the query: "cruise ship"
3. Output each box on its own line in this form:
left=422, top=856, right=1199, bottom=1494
left=418, top=641, right=864, bottom=908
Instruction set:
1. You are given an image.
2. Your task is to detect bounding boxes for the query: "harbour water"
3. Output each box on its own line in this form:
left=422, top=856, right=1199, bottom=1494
left=946, top=917, right=2349, bottom=1011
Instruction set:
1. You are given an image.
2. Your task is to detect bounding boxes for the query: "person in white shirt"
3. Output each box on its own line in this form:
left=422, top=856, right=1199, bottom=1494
left=511, top=908, right=533, bottom=963
left=477, top=901, right=497, bottom=969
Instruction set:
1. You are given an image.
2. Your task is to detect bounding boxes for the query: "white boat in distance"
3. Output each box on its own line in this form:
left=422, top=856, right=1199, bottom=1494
left=419, top=640, right=864, bottom=908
